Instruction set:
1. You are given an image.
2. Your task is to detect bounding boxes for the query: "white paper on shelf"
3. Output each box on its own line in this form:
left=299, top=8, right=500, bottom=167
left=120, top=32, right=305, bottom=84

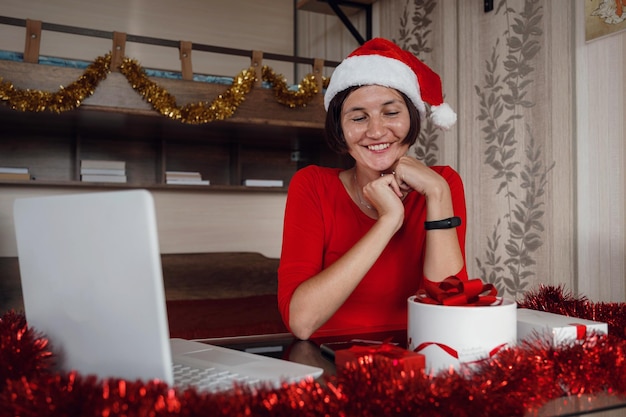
left=243, top=179, right=284, bottom=187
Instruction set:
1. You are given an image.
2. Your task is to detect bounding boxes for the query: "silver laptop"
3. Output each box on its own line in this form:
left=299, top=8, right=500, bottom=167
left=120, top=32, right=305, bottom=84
left=13, top=189, right=322, bottom=392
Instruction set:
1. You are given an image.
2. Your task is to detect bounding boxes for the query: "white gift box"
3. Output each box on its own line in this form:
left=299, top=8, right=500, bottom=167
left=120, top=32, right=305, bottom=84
left=517, top=308, right=608, bottom=346
left=407, top=296, right=517, bottom=373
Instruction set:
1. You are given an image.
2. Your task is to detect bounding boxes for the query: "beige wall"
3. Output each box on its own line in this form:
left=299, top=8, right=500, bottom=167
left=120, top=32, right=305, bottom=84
left=0, top=187, right=286, bottom=259
left=575, top=1, right=626, bottom=302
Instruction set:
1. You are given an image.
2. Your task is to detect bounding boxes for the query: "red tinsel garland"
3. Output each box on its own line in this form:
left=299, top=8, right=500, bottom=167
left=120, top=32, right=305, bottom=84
left=518, top=285, right=626, bottom=340
left=1, top=285, right=625, bottom=417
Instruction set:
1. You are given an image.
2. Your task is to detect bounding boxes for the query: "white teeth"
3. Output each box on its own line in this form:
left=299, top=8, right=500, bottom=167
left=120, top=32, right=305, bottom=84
left=368, top=143, right=390, bottom=151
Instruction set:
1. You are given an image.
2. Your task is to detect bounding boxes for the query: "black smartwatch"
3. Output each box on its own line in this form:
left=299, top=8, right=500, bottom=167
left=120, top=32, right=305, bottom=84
left=424, top=216, right=462, bottom=230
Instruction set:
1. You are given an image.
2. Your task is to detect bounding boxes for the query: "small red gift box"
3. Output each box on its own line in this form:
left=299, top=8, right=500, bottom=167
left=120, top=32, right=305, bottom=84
left=335, top=342, right=425, bottom=373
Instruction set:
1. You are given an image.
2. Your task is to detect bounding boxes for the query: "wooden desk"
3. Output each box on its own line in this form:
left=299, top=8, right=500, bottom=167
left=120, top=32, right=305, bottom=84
left=200, top=329, right=626, bottom=417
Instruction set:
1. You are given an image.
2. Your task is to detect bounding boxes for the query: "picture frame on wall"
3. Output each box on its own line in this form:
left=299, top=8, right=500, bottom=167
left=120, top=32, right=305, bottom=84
left=586, top=0, right=626, bottom=41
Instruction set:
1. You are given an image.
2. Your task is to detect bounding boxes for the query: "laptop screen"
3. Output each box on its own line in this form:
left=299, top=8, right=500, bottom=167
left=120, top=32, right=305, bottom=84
left=13, top=190, right=174, bottom=383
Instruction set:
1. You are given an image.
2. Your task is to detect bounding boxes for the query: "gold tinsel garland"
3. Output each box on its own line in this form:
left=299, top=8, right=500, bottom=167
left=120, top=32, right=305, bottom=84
left=262, top=65, right=320, bottom=108
left=0, top=53, right=327, bottom=124
left=0, top=54, right=111, bottom=113
left=118, top=57, right=257, bottom=124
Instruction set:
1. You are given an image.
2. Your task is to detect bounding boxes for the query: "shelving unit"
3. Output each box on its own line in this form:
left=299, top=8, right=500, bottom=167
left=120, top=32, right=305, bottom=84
left=0, top=102, right=350, bottom=192
left=0, top=15, right=355, bottom=193
left=296, top=0, right=377, bottom=44
left=0, top=16, right=358, bottom=260
left=296, top=0, right=376, bottom=15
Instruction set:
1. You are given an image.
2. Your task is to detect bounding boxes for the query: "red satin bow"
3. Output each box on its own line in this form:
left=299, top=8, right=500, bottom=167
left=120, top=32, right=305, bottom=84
left=416, top=276, right=501, bottom=306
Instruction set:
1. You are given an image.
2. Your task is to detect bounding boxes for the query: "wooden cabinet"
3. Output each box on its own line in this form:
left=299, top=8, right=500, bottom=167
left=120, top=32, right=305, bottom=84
left=0, top=105, right=351, bottom=191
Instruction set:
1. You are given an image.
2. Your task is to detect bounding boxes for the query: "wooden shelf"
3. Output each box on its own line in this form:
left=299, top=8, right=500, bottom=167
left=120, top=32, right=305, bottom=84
left=0, top=104, right=351, bottom=192
left=0, top=179, right=289, bottom=193
left=0, top=60, right=326, bottom=130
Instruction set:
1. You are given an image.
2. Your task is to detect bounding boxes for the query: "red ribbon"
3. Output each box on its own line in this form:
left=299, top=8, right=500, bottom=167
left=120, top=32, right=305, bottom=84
left=346, top=341, right=410, bottom=361
left=415, top=276, right=501, bottom=306
left=413, top=341, right=508, bottom=363
left=569, top=323, right=587, bottom=340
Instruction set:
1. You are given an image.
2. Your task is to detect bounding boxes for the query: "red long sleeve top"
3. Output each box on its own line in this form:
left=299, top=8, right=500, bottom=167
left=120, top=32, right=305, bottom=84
left=277, top=165, right=467, bottom=338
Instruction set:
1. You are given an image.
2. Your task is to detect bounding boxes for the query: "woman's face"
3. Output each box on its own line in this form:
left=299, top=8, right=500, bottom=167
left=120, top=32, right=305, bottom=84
left=341, top=85, right=411, bottom=174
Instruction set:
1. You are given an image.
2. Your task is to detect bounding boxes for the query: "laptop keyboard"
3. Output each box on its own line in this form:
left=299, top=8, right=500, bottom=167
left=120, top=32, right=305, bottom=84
left=172, top=363, right=262, bottom=393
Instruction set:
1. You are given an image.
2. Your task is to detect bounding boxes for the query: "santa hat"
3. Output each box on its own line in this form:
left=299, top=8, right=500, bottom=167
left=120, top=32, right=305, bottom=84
left=324, top=38, right=456, bottom=130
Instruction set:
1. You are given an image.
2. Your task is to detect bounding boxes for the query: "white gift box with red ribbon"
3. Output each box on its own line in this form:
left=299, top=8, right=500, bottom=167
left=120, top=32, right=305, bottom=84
left=517, top=308, right=608, bottom=346
left=407, top=277, right=517, bottom=373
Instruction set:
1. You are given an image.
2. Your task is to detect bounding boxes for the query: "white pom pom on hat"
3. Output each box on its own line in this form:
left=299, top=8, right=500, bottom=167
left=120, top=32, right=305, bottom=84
left=324, top=38, right=456, bottom=130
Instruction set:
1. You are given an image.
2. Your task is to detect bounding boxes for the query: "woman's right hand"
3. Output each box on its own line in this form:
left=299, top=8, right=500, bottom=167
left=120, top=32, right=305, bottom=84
left=362, top=173, right=405, bottom=232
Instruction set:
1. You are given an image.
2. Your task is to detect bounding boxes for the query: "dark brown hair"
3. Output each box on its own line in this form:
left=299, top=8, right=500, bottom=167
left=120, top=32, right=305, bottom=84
left=324, top=86, right=422, bottom=154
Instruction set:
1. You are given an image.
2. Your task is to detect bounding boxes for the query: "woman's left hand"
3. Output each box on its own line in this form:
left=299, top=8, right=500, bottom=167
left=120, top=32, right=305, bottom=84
left=391, top=156, right=447, bottom=199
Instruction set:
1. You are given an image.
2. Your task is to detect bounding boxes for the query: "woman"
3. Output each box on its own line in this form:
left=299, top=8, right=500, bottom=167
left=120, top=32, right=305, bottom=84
left=278, top=38, right=467, bottom=340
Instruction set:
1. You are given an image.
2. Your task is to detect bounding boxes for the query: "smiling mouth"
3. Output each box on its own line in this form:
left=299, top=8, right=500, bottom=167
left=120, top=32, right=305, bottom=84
left=367, top=143, right=391, bottom=151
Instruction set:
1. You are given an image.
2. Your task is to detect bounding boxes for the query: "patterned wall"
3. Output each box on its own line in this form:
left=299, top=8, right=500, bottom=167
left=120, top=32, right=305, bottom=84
left=380, top=0, right=578, bottom=299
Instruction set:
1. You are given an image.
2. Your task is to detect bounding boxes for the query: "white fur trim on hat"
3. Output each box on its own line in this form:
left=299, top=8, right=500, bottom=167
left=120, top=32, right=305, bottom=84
left=324, top=54, right=426, bottom=118
left=430, top=103, right=457, bottom=131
